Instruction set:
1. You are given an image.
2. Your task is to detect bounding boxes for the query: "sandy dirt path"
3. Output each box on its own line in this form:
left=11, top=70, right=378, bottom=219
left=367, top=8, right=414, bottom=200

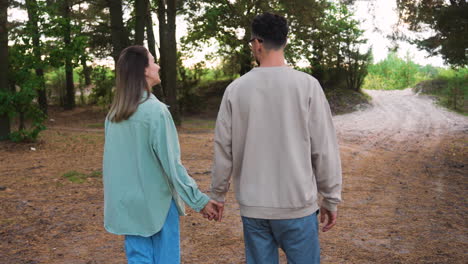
left=326, top=89, right=467, bottom=263
left=0, top=89, right=466, bottom=264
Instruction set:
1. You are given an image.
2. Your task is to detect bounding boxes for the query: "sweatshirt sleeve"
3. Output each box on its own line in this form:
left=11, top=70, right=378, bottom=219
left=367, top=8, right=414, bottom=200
left=151, top=105, right=210, bottom=212
left=309, top=79, right=342, bottom=212
left=210, top=88, right=233, bottom=202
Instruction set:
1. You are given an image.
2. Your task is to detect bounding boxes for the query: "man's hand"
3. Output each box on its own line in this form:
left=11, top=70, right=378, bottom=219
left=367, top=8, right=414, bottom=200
left=320, top=207, right=337, bottom=232
left=201, top=200, right=224, bottom=222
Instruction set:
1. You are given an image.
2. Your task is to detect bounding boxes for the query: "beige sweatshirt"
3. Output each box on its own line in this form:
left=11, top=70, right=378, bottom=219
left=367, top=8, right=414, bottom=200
left=211, top=66, right=342, bottom=219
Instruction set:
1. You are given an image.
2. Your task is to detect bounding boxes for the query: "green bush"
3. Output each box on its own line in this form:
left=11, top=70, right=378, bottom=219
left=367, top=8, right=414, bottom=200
left=3, top=46, right=47, bottom=142
left=434, top=68, right=467, bottom=112
left=44, top=67, right=82, bottom=106
left=0, top=88, right=46, bottom=142
left=89, top=66, right=115, bottom=109
left=363, top=52, right=430, bottom=90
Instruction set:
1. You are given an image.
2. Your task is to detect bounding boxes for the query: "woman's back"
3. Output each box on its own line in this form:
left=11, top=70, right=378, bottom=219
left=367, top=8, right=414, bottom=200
left=103, top=93, right=175, bottom=236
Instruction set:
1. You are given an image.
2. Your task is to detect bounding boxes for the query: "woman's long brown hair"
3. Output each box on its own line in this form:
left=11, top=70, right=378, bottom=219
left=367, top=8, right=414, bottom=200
left=108, top=45, right=151, bottom=122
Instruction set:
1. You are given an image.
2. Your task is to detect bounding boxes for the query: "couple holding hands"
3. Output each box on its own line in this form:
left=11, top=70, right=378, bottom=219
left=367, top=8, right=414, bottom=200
left=103, top=13, right=342, bottom=264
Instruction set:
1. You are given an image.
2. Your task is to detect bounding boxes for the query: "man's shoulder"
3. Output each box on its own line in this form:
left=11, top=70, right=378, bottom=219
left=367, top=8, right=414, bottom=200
left=227, top=71, right=254, bottom=89
left=289, top=68, right=320, bottom=84
left=226, top=67, right=321, bottom=93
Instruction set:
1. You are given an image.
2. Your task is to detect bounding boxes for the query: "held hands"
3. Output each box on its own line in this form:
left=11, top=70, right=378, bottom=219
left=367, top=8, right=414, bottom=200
left=320, top=206, right=337, bottom=232
left=200, top=200, right=225, bottom=222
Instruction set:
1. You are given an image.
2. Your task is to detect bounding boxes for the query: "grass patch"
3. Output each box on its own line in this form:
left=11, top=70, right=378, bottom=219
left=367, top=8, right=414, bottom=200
left=86, top=123, right=104, bottom=129
left=413, top=68, right=467, bottom=115
left=62, top=171, right=87, bottom=183
left=88, top=170, right=102, bottom=178
left=181, top=118, right=216, bottom=132
left=62, top=170, right=102, bottom=183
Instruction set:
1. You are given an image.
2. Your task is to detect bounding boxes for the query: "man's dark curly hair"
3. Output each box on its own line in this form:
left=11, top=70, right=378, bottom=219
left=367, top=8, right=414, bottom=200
left=251, top=12, right=288, bottom=50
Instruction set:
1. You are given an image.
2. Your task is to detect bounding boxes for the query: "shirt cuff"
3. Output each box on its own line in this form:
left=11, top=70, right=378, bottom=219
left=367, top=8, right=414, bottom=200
left=209, top=191, right=227, bottom=203
left=192, top=193, right=210, bottom=212
left=321, top=199, right=338, bottom=212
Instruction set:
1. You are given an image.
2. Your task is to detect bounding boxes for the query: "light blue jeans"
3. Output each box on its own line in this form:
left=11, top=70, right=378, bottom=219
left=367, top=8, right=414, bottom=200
left=241, top=211, right=320, bottom=264
left=124, top=200, right=180, bottom=264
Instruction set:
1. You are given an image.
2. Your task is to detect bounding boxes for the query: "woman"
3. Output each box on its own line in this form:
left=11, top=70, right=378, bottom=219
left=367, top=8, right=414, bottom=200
left=103, top=45, right=220, bottom=263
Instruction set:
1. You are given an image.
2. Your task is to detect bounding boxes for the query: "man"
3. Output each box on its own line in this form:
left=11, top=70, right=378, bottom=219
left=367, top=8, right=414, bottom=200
left=210, top=12, right=342, bottom=264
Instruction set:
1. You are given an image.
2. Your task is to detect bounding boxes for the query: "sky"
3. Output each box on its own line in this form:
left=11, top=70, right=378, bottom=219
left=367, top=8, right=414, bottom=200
left=179, top=0, right=447, bottom=67
left=7, top=0, right=446, bottom=68
left=351, top=0, right=445, bottom=67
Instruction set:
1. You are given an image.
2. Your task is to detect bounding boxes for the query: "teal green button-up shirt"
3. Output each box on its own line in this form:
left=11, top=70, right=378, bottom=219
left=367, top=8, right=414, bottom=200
left=103, top=93, right=209, bottom=237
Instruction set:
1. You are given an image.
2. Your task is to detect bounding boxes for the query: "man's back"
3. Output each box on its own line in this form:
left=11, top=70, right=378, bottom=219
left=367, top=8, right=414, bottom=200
left=212, top=66, right=341, bottom=219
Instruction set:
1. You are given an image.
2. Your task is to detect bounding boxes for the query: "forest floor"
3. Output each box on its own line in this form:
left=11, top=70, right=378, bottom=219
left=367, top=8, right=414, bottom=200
left=0, top=88, right=467, bottom=264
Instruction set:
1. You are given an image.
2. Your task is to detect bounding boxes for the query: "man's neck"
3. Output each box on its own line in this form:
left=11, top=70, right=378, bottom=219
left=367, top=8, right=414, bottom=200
left=259, top=50, right=286, bottom=67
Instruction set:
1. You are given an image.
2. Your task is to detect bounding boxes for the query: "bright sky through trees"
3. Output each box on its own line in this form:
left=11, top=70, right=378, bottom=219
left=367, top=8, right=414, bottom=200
left=7, top=0, right=446, bottom=68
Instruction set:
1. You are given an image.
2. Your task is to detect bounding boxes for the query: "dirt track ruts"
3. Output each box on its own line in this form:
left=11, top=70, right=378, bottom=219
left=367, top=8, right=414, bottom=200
left=0, top=89, right=467, bottom=264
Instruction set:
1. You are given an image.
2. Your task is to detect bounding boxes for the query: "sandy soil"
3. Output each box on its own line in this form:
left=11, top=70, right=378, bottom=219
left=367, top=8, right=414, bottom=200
left=0, top=89, right=467, bottom=264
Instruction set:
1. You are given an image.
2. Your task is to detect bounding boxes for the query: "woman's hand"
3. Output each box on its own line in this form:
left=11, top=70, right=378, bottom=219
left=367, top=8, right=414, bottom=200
left=201, top=200, right=224, bottom=222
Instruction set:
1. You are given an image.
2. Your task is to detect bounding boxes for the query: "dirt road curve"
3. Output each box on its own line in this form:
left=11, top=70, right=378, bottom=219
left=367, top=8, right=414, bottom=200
left=334, top=89, right=466, bottom=145
left=0, top=89, right=466, bottom=264
left=326, top=89, right=468, bottom=263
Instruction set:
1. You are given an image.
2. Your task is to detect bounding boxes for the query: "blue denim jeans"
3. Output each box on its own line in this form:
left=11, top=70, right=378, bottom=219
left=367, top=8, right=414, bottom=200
left=241, top=211, right=320, bottom=264
left=124, top=200, right=180, bottom=264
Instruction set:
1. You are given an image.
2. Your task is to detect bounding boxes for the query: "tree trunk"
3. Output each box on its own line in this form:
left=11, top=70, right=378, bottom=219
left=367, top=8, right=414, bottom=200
left=81, top=55, right=91, bottom=86
left=108, top=0, right=130, bottom=66
left=146, top=2, right=157, bottom=60
left=164, top=0, right=180, bottom=124
left=239, top=26, right=253, bottom=75
left=135, top=0, right=147, bottom=45
left=63, top=0, right=75, bottom=110
left=157, top=0, right=168, bottom=100
left=0, top=0, right=9, bottom=139
left=25, top=0, right=48, bottom=114
left=147, top=1, right=164, bottom=100
left=239, top=43, right=252, bottom=75
left=77, top=3, right=91, bottom=87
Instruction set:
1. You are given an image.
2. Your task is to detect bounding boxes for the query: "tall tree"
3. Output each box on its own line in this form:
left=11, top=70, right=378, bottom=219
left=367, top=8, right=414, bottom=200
left=25, top=0, right=48, bottom=114
left=396, top=0, right=468, bottom=67
left=146, top=0, right=156, bottom=59
left=134, top=0, right=148, bottom=45
left=0, top=0, right=9, bottom=139
left=84, top=0, right=114, bottom=60
left=76, top=2, right=91, bottom=86
left=62, top=0, right=75, bottom=110
left=157, top=0, right=179, bottom=124
left=182, top=0, right=369, bottom=90
left=183, top=0, right=266, bottom=75
left=108, top=0, right=130, bottom=65
left=147, top=0, right=164, bottom=100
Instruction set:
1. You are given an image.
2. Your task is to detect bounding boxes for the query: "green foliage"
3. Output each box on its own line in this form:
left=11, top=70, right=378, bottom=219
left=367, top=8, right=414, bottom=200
left=396, top=0, right=468, bottom=67
left=62, top=170, right=101, bottom=183
left=89, top=66, right=115, bottom=109
left=182, top=0, right=370, bottom=91
left=424, top=68, right=468, bottom=113
left=2, top=46, right=46, bottom=142
left=363, top=52, right=429, bottom=90
left=177, top=59, right=207, bottom=114
left=0, top=87, right=46, bottom=143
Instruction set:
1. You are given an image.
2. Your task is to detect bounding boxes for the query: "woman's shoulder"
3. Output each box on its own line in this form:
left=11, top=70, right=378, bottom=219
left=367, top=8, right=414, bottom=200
left=137, top=94, right=169, bottom=119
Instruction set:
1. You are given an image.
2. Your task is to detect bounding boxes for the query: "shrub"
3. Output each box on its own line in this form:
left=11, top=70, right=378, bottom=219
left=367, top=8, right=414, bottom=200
left=89, top=66, right=115, bottom=109
left=363, top=52, right=429, bottom=90
left=3, top=47, right=47, bottom=142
